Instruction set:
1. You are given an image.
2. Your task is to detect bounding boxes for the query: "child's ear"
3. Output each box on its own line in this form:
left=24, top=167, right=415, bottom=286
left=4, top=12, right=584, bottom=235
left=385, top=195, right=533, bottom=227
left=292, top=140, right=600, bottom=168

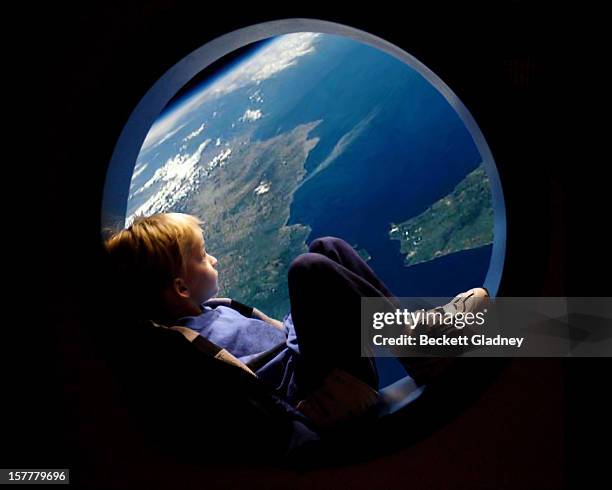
left=172, top=277, right=191, bottom=299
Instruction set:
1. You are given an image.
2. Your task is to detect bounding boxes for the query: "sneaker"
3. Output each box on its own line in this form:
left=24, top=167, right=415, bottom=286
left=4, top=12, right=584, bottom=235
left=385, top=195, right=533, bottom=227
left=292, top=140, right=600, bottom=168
left=413, top=287, right=490, bottom=334
left=447, top=287, right=489, bottom=313
left=398, top=287, right=490, bottom=386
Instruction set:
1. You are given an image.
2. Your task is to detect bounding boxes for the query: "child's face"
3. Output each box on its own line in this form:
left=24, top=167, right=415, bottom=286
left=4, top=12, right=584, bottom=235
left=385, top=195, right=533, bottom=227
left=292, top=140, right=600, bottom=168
left=183, top=230, right=219, bottom=305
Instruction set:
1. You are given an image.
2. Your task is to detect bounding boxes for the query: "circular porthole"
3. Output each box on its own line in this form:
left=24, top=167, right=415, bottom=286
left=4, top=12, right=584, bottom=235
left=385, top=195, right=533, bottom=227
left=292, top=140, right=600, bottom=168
left=102, top=19, right=506, bottom=385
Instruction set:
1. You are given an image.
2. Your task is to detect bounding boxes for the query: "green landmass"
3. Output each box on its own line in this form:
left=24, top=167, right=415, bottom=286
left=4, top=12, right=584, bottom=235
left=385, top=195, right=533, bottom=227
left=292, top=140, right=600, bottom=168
left=389, top=163, right=494, bottom=267
left=183, top=120, right=322, bottom=320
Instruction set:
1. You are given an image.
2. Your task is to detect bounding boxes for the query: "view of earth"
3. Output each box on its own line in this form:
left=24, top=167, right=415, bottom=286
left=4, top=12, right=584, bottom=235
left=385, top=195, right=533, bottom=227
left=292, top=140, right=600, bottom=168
left=126, top=32, right=497, bottom=335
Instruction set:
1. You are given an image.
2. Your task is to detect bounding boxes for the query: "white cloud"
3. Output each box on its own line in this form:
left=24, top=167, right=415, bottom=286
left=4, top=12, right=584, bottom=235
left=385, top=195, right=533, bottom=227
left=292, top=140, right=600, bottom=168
left=132, top=161, right=148, bottom=180
left=129, top=161, right=149, bottom=192
left=127, top=139, right=212, bottom=224
left=141, top=121, right=188, bottom=152
left=183, top=123, right=206, bottom=142
left=249, top=90, right=264, bottom=103
left=254, top=180, right=271, bottom=195
left=239, top=109, right=262, bottom=122
left=204, top=147, right=232, bottom=172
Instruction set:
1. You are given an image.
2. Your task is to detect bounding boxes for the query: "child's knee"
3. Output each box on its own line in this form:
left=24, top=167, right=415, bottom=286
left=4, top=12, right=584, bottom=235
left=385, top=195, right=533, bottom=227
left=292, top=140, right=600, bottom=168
left=288, top=252, right=332, bottom=279
left=309, top=236, right=345, bottom=252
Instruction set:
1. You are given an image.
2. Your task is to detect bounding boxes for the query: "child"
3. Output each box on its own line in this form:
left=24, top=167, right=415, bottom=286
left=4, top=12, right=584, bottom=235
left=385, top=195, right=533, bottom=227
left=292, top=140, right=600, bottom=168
left=104, top=212, right=488, bottom=437
left=105, top=212, right=390, bottom=425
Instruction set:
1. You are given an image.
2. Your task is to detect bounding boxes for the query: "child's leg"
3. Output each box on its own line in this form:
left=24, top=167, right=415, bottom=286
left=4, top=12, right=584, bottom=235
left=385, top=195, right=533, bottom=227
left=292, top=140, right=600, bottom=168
left=290, top=236, right=454, bottom=390
left=307, top=237, right=401, bottom=307
left=287, top=246, right=398, bottom=397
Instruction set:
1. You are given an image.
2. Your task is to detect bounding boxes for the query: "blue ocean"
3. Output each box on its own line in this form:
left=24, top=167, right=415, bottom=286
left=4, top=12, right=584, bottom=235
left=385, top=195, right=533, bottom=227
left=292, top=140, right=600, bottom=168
left=252, top=35, right=492, bottom=297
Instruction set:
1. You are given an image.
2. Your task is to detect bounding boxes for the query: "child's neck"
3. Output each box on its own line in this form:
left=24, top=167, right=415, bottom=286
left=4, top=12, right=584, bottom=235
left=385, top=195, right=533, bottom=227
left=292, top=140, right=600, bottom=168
left=181, top=301, right=204, bottom=317
left=160, top=301, right=204, bottom=324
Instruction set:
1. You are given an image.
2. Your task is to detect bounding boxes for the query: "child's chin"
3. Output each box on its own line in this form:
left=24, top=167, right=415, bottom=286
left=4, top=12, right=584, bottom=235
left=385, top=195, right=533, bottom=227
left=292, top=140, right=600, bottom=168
left=205, top=286, right=219, bottom=301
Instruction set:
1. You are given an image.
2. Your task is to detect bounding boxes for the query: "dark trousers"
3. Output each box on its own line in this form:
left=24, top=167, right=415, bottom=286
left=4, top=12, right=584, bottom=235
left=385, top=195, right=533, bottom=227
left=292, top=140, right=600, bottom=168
left=288, top=237, right=485, bottom=396
left=287, top=236, right=400, bottom=396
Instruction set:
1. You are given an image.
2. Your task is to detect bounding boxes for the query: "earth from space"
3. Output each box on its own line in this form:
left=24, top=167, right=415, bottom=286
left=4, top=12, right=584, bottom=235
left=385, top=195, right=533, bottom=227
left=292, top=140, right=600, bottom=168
left=126, top=33, right=496, bottom=383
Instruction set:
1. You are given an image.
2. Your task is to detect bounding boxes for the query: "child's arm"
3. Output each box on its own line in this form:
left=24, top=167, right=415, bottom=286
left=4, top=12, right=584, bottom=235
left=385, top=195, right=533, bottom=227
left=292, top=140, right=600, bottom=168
left=202, top=297, right=232, bottom=308
left=205, top=297, right=285, bottom=331
left=251, top=307, right=285, bottom=331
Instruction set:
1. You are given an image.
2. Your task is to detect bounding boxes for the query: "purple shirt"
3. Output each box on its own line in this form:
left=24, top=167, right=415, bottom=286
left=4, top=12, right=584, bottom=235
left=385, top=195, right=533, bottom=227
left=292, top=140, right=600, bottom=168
left=177, top=306, right=302, bottom=402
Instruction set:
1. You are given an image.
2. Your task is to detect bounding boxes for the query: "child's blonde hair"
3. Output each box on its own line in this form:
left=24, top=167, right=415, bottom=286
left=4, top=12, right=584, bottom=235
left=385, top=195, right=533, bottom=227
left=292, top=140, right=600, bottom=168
left=104, top=213, right=204, bottom=318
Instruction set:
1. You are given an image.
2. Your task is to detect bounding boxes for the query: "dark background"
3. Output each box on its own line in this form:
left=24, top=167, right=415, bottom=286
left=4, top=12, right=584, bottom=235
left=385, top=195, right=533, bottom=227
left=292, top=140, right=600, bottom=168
left=7, top=1, right=609, bottom=488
